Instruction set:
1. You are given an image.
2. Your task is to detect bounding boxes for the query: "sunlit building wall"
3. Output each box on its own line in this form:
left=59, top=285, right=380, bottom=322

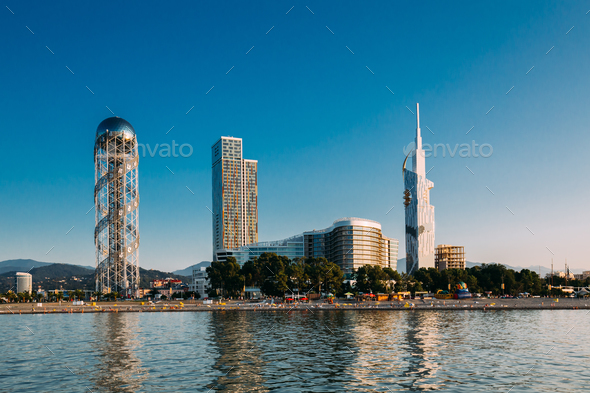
left=303, top=218, right=398, bottom=277
left=435, top=245, right=465, bottom=271
left=212, top=137, right=258, bottom=260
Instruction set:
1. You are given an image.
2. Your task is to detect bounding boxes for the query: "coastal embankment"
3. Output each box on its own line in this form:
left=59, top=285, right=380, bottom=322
left=1, top=297, right=589, bottom=315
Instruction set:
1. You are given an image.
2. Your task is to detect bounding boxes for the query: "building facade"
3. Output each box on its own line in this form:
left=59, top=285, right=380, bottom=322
left=403, top=103, right=435, bottom=275
left=94, top=117, right=140, bottom=297
left=150, top=278, right=183, bottom=289
left=215, top=234, right=304, bottom=266
left=16, top=272, right=32, bottom=294
left=189, top=267, right=210, bottom=299
left=303, top=218, right=398, bottom=277
left=212, top=137, right=258, bottom=260
left=573, top=271, right=590, bottom=281
left=435, top=245, right=465, bottom=271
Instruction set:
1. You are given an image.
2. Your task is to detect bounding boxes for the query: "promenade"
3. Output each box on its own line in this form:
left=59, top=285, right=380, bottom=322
left=1, top=297, right=589, bottom=314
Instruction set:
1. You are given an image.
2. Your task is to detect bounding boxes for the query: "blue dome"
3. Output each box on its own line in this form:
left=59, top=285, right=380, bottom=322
left=96, top=117, right=135, bottom=139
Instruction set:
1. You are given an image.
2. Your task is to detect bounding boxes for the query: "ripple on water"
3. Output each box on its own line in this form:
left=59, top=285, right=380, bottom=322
left=0, top=310, right=589, bottom=392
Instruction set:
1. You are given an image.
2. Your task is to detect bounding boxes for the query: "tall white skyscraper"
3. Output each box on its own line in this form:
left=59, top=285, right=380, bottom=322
left=403, top=103, right=435, bottom=275
left=211, top=137, right=258, bottom=260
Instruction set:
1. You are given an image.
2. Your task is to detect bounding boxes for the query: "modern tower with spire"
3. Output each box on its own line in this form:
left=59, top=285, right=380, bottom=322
left=403, top=103, right=435, bottom=275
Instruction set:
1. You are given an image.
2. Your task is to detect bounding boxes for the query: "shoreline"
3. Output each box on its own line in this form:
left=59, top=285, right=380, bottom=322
left=2, top=298, right=589, bottom=315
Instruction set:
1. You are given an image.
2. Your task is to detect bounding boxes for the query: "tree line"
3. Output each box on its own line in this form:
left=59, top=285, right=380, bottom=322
left=206, top=253, right=589, bottom=298
left=385, top=264, right=588, bottom=296
left=206, top=253, right=344, bottom=298
left=1, top=289, right=87, bottom=303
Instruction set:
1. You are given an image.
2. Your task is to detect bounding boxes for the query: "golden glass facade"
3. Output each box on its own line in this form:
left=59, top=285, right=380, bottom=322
left=304, top=218, right=398, bottom=277
left=212, top=137, right=258, bottom=259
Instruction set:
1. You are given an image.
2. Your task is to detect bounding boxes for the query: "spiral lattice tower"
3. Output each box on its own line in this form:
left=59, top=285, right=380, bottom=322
left=94, top=117, right=139, bottom=297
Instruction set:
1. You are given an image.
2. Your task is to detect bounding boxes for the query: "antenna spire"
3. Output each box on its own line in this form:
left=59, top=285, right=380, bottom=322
left=412, top=103, right=425, bottom=176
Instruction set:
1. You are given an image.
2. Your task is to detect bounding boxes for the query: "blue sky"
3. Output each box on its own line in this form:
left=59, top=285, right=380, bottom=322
left=1, top=1, right=589, bottom=271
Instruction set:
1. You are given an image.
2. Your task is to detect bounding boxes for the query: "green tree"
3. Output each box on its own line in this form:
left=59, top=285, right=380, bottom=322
left=7, top=292, right=17, bottom=303
left=72, top=289, right=85, bottom=301
left=242, top=259, right=263, bottom=287
left=206, top=257, right=244, bottom=298
left=286, top=258, right=307, bottom=295
left=256, top=253, right=291, bottom=297
left=383, top=267, right=403, bottom=292
left=322, top=260, right=344, bottom=295
left=16, top=292, right=26, bottom=303
left=413, top=268, right=440, bottom=293
left=354, top=265, right=399, bottom=294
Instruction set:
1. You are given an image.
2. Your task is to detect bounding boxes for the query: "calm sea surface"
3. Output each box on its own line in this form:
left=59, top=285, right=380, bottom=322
left=1, top=310, right=589, bottom=392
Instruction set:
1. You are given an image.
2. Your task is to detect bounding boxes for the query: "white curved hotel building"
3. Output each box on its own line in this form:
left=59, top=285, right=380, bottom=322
left=303, top=218, right=398, bottom=277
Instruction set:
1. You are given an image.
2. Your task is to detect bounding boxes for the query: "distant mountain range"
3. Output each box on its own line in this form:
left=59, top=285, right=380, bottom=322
left=0, top=259, right=94, bottom=275
left=0, top=259, right=191, bottom=292
left=172, top=261, right=210, bottom=276
left=2, top=257, right=583, bottom=289
left=396, top=258, right=584, bottom=275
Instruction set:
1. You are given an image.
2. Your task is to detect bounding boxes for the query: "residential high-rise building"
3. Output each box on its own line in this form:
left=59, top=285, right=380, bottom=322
left=303, top=218, right=398, bottom=277
left=435, top=245, right=465, bottom=271
left=94, top=117, right=140, bottom=297
left=403, top=103, right=435, bottom=275
left=212, top=137, right=258, bottom=259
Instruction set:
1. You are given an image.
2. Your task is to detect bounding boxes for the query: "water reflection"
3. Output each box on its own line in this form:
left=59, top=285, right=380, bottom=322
left=208, top=311, right=269, bottom=392
left=401, top=312, right=442, bottom=391
left=2, top=310, right=589, bottom=392
left=207, top=310, right=362, bottom=392
left=88, top=312, right=148, bottom=392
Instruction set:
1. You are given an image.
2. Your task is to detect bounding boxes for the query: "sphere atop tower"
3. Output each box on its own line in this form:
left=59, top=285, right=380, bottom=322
left=96, top=117, right=135, bottom=140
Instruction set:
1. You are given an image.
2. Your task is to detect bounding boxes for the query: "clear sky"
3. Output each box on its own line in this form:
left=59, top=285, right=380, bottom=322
left=1, top=1, right=590, bottom=272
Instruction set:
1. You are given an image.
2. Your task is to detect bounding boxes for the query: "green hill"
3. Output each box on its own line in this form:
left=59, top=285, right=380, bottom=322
left=138, top=268, right=189, bottom=288
left=0, top=263, right=190, bottom=293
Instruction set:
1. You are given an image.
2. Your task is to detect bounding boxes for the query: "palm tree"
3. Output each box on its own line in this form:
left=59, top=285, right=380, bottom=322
left=36, top=293, right=44, bottom=302
left=16, top=293, right=25, bottom=303
left=8, top=292, right=17, bottom=303
left=72, top=289, right=85, bottom=301
left=93, top=291, right=103, bottom=301
left=55, top=292, right=64, bottom=302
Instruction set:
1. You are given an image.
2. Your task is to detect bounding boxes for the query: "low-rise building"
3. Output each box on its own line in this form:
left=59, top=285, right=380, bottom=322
left=215, top=234, right=304, bottom=266
left=573, top=271, right=590, bottom=281
left=435, top=245, right=465, bottom=271
left=189, top=266, right=210, bottom=299
left=151, top=278, right=183, bottom=289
